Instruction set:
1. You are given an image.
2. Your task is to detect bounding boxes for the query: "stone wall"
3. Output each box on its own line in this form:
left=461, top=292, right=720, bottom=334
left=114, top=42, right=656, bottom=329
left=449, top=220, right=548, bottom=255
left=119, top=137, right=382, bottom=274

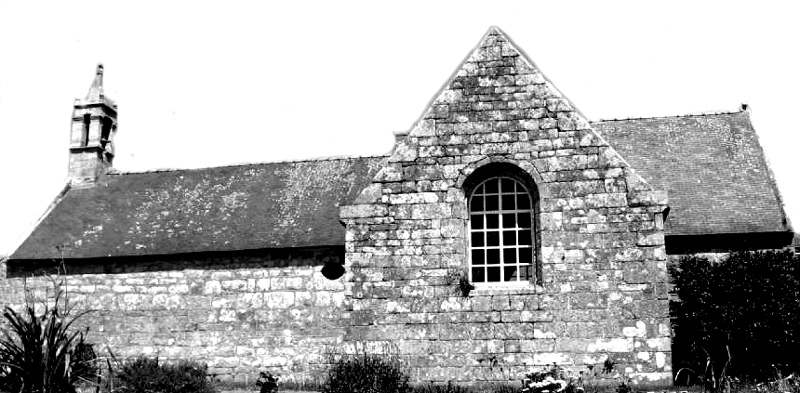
left=339, top=28, right=672, bottom=384
left=0, top=247, right=346, bottom=385
left=1, top=28, right=674, bottom=387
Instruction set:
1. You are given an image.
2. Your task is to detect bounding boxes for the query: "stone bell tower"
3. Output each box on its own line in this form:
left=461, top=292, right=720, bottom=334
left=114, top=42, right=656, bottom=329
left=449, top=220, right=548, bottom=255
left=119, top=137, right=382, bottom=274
left=68, top=63, right=118, bottom=187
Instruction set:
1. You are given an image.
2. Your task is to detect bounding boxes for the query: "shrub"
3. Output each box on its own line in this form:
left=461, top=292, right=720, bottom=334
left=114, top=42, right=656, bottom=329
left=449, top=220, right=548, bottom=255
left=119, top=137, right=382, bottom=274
left=256, top=370, right=279, bottom=393
left=411, top=381, right=471, bottom=393
left=670, top=250, right=800, bottom=383
left=113, top=357, right=217, bottom=393
left=455, top=274, right=475, bottom=297
left=0, top=285, right=96, bottom=393
left=72, top=338, right=99, bottom=384
left=321, top=352, right=410, bottom=393
left=447, top=270, right=475, bottom=297
left=613, top=380, right=632, bottom=393
left=493, top=384, right=521, bottom=393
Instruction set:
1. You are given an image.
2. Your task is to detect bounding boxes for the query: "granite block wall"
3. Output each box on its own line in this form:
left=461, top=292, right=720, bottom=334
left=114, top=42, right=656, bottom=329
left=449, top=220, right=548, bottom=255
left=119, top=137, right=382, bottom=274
left=1, top=27, right=673, bottom=387
left=339, top=28, right=671, bottom=383
left=0, top=247, right=346, bottom=385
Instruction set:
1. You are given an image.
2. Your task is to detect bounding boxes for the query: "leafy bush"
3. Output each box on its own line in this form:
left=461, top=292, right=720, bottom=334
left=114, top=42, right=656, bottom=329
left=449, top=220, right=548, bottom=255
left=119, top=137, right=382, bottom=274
left=72, top=338, right=99, bottom=384
left=493, top=384, right=521, bottom=393
left=447, top=270, right=475, bottom=297
left=113, top=357, right=217, bottom=393
left=321, top=352, right=410, bottom=393
left=256, top=370, right=279, bottom=393
left=670, top=250, right=800, bottom=383
left=0, top=286, right=96, bottom=393
left=455, top=274, right=475, bottom=297
left=411, top=381, right=471, bottom=393
left=613, top=380, right=632, bottom=393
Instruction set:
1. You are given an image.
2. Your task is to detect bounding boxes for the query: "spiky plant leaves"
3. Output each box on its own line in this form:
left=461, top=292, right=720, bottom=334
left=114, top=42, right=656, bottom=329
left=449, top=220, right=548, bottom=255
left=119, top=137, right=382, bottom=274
left=0, top=288, right=96, bottom=393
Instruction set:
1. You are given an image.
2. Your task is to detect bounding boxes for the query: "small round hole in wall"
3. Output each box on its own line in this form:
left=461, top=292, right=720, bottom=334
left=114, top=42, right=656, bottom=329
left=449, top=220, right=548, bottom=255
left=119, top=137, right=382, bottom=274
left=321, top=261, right=345, bottom=280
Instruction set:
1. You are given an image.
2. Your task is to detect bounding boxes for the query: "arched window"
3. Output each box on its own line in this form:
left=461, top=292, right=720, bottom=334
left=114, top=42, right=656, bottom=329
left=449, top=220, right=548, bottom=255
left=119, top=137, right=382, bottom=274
left=466, top=165, right=538, bottom=284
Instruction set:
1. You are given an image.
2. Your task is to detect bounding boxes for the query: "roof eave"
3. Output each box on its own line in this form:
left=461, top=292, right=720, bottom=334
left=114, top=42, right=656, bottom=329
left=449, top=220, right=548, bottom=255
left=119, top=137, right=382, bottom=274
left=8, top=181, right=72, bottom=261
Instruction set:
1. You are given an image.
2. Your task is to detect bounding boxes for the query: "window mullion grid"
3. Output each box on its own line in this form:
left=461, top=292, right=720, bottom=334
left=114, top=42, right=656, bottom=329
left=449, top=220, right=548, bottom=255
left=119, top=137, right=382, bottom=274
left=486, top=185, right=493, bottom=283
left=481, top=210, right=487, bottom=282
left=469, top=177, right=536, bottom=284
left=499, top=181, right=507, bottom=281
left=500, top=179, right=511, bottom=282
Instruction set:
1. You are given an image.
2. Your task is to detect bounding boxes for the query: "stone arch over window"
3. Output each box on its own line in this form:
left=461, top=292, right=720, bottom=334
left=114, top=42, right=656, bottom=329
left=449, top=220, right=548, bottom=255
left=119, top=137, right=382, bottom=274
left=463, top=163, right=541, bottom=285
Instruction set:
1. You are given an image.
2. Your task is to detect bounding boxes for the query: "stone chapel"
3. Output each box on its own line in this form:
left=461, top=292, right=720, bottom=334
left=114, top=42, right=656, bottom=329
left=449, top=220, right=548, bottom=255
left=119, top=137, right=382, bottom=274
left=3, top=27, right=793, bottom=384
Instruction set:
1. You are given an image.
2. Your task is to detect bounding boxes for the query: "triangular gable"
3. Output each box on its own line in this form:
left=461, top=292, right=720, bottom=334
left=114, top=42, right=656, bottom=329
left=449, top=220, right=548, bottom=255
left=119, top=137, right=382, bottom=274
left=380, top=27, right=655, bottom=197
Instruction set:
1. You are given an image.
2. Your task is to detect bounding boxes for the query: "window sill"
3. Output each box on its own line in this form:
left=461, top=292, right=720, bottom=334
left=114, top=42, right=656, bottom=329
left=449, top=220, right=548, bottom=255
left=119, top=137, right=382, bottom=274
left=470, top=282, right=544, bottom=296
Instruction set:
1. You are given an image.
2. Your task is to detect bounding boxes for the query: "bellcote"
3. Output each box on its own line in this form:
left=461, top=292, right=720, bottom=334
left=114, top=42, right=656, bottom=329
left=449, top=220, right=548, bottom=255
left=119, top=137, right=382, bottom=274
left=68, top=64, right=118, bottom=187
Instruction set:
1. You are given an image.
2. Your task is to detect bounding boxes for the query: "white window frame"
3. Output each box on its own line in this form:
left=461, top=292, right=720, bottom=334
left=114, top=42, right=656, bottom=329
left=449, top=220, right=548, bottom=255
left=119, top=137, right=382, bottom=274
left=468, top=176, right=535, bottom=285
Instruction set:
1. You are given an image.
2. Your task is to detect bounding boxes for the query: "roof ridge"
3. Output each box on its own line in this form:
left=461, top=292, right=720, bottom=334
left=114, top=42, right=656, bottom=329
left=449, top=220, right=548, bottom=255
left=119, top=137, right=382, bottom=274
left=594, top=108, right=746, bottom=124
left=108, top=154, right=389, bottom=176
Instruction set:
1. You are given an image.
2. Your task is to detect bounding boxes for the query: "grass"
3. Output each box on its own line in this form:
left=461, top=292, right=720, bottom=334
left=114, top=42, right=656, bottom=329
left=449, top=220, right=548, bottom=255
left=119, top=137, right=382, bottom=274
left=168, top=375, right=800, bottom=393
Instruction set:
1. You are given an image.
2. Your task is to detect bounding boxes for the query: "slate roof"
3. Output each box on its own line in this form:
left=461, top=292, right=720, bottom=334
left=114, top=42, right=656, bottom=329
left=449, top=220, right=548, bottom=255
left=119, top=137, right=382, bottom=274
left=9, top=110, right=790, bottom=260
left=10, top=157, right=385, bottom=260
left=592, top=110, right=791, bottom=236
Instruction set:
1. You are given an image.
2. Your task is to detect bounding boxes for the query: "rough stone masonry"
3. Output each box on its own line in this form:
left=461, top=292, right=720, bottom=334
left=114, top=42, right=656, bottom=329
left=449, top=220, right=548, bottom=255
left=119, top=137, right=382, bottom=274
left=1, top=27, right=672, bottom=386
left=1, top=248, right=348, bottom=385
left=340, top=27, right=670, bottom=383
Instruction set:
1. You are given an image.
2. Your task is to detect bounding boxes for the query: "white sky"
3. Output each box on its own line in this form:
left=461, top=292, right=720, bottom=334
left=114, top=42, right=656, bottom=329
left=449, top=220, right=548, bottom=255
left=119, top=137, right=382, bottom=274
left=0, top=1, right=798, bottom=255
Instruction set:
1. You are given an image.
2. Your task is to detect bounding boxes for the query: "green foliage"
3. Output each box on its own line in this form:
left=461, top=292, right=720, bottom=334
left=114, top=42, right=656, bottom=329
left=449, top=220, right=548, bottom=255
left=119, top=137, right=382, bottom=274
left=613, top=376, right=632, bottom=393
left=71, top=339, right=99, bottom=385
left=447, top=270, right=475, bottom=297
left=492, top=384, right=521, bottom=393
left=256, top=370, right=279, bottom=393
left=670, top=250, right=800, bottom=383
left=457, top=275, right=475, bottom=297
left=581, top=360, right=618, bottom=393
left=411, top=381, right=472, bottom=393
left=0, top=286, right=96, bottom=393
left=113, top=357, right=217, bottom=393
left=321, top=352, right=410, bottom=393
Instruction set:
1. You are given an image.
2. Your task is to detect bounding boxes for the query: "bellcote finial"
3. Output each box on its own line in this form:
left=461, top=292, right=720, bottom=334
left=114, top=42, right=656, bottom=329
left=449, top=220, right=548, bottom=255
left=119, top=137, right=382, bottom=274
left=70, top=62, right=118, bottom=187
left=85, top=63, right=106, bottom=102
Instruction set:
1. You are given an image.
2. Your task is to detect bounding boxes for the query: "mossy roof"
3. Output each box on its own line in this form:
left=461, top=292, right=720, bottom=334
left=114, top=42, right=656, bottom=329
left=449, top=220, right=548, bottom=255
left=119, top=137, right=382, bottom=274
left=11, top=156, right=384, bottom=260
left=10, top=111, right=791, bottom=260
left=593, top=110, right=791, bottom=237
